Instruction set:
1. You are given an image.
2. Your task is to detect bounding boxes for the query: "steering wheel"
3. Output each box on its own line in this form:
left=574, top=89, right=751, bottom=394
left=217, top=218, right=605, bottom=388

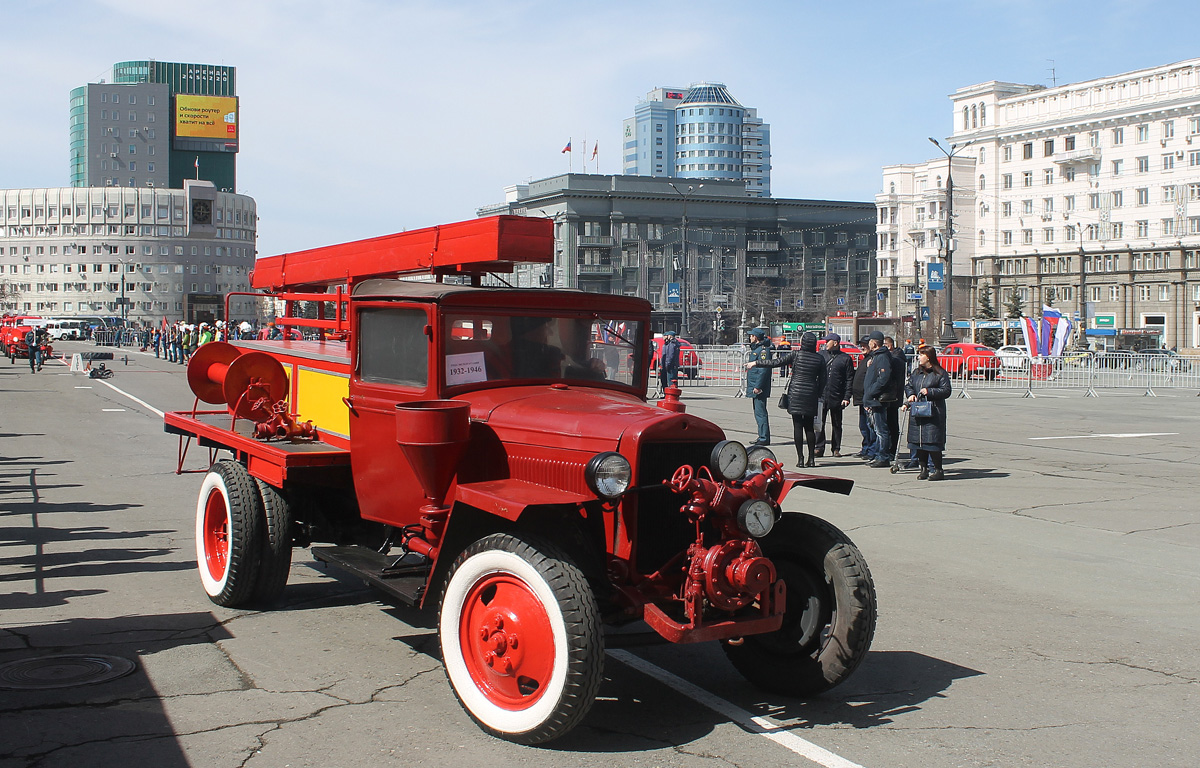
left=669, top=465, right=694, bottom=493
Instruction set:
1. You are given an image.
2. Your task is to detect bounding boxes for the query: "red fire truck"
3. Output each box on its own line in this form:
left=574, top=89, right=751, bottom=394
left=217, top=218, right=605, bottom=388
left=165, top=216, right=877, bottom=744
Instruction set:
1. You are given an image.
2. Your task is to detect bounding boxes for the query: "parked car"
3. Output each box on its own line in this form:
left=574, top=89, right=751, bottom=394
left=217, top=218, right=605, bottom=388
left=1132, top=348, right=1192, bottom=372
left=45, top=319, right=86, bottom=340
left=938, top=343, right=1001, bottom=379
left=651, top=335, right=701, bottom=379
left=995, top=344, right=1030, bottom=370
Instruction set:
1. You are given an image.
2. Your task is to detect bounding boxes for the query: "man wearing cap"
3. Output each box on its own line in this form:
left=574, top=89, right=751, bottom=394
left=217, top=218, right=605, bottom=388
left=659, top=331, right=682, bottom=392
left=745, top=328, right=773, bottom=445
left=815, top=333, right=855, bottom=457
left=862, top=331, right=893, bottom=467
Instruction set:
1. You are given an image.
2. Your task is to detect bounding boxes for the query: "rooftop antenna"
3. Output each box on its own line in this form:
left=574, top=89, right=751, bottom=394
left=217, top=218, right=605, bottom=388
left=1047, top=60, right=1057, bottom=87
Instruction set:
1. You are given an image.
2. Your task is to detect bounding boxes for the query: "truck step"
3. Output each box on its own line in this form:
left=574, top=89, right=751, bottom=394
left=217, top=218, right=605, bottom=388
left=311, top=545, right=430, bottom=606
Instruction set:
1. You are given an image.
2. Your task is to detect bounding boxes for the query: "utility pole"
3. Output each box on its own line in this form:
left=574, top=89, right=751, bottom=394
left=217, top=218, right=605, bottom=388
left=929, top=137, right=972, bottom=345
left=1074, top=221, right=1087, bottom=349
left=668, top=182, right=703, bottom=335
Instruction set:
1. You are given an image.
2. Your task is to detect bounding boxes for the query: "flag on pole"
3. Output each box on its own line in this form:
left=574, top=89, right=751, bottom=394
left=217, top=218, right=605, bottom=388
left=194, top=156, right=200, bottom=169
left=591, top=142, right=598, bottom=160
left=1042, top=305, right=1072, bottom=357
left=561, top=140, right=572, bottom=154
left=1019, top=314, right=1038, bottom=358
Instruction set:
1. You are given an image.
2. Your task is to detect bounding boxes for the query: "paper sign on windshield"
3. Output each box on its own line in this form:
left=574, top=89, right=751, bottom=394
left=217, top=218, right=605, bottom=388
left=446, top=351, right=487, bottom=385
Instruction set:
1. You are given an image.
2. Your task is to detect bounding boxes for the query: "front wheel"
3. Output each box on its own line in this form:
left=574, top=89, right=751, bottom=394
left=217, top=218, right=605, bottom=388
left=439, top=532, right=603, bottom=744
left=723, top=513, right=876, bottom=696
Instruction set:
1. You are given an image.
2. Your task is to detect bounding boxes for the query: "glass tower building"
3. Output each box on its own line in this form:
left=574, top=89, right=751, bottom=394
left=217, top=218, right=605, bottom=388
left=622, top=82, right=771, bottom=197
left=70, top=60, right=238, bottom=192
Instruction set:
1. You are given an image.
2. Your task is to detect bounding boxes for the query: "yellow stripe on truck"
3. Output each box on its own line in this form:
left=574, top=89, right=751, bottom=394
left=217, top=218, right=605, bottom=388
left=295, top=367, right=350, bottom=438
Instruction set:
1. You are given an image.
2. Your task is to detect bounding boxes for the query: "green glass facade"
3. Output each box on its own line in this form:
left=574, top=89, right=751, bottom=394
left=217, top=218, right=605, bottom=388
left=69, top=87, right=88, bottom=187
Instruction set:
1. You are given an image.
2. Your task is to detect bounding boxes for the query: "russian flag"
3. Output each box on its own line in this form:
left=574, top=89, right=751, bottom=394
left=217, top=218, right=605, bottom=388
left=1020, top=314, right=1039, bottom=357
left=561, top=140, right=572, bottom=154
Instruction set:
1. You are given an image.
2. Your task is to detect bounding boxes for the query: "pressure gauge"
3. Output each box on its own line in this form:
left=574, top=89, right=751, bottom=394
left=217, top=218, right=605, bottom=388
left=745, top=445, right=777, bottom=475
left=737, top=499, right=776, bottom=538
left=709, top=440, right=748, bottom=481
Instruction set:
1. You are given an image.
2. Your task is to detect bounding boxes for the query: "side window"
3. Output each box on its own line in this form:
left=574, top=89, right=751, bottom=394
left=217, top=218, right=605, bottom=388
left=358, top=307, right=428, bottom=386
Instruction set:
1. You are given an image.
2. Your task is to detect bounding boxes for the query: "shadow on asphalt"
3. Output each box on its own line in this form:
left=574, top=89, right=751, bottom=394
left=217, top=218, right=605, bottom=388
left=0, top=612, right=233, bottom=767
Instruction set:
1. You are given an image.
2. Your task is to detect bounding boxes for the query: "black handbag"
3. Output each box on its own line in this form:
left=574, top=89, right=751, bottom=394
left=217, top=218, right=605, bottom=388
left=777, top=386, right=790, bottom=410
left=910, top=397, right=933, bottom=418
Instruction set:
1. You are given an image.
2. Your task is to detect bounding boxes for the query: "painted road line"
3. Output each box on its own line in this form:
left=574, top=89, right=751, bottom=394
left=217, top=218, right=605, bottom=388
left=608, top=649, right=867, bottom=768
left=74, top=386, right=93, bottom=389
left=1030, top=432, right=1179, bottom=441
left=101, top=408, right=126, bottom=412
left=95, top=379, right=165, bottom=418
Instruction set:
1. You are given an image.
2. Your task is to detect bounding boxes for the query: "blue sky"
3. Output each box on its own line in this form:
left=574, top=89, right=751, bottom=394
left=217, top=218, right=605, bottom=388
left=1, top=0, right=1197, bottom=258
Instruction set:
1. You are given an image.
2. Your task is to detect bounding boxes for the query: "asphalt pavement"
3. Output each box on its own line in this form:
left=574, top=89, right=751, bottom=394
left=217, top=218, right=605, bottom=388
left=2, top=342, right=1198, bottom=768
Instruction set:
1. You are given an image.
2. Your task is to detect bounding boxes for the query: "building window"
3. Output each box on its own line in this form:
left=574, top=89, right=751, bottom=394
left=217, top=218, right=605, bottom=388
left=1163, top=121, right=1175, bottom=139
left=1023, top=199, right=1034, bottom=215
left=1089, top=131, right=1100, bottom=148
left=1111, top=222, right=1123, bottom=239
left=1065, top=225, right=1076, bottom=241
left=1163, top=154, right=1176, bottom=171
left=1136, top=188, right=1149, bottom=206
left=1112, top=159, right=1123, bottom=176
left=1002, top=230, right=1013, bottom=245
left=1043, top=139, right=1054, bottom=156
left=1064, top=136, right=1076, bottom=151
left=1023, top=171, right=1033, bottom=187
left=1064, top=166, right=1076, bottom=182
left=1137, top=124, right=1149, bottom=142
left=1065, top=195, right=1075, bottom=211
left=1112, top=127, right=1124, bottom=145
left=1043, top=197, right=1054, bottom=212
left=1044, top=168, right=1054, bottom=185
left=1002, top=173, right=1013, bottom=189
left=1043, top=228, right=1054, bottom=243
left=1161, top=219, right=1176, bottom=236
left=1003, top=145, right=1012, bottom=162
left=1089, top=193, right=1101, bottom=210
left=1137, top=220, right=1149, bottom=237
left=1021, top=142, right=1033, bottom=160
left=1137, top=156, right=1149, bottom=173
left=978, top=174, right=985, bottom=190
left=1002, top=201, right=1012, bottom=217
left=1023, top=229, right=1034, bottom=245
left=1163, top=186, right=1177, bottom=202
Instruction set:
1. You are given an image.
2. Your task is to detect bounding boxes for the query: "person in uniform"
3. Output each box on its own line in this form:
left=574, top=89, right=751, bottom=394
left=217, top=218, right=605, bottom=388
left=745, top=328, right=773, bottom=446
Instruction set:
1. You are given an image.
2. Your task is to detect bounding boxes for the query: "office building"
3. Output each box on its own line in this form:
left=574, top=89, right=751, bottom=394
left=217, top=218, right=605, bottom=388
left=879, top=57, right=1200, bottom=349
left=622, top=83, right=771, bottom=197
left=478, top=174, right=872, bottom=341
left=71, top=60, right=238, bottom=192
left=1, top=181, right=258, bottom=324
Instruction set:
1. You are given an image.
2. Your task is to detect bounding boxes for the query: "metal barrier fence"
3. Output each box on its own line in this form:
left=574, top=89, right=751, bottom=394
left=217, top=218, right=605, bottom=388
left=91, top=329, right=141, bottom=347
left=954, top=353, right=1200, bottom=397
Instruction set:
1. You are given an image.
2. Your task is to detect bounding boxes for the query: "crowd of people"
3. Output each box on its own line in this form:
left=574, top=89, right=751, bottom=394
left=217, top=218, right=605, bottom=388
left=746, top=329, right=952, bottom=481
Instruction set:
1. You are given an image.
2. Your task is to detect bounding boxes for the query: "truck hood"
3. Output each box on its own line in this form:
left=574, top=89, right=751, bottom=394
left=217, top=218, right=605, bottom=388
left=464, top=385, right=715, bottom=452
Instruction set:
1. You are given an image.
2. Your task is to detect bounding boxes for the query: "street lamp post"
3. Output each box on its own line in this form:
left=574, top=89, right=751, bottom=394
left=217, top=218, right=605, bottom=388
left=929, top=137, right=973, bottom=345
left=668, top=182, right=703, bottom=335
left=1072, top=221, right=1087, bottom=349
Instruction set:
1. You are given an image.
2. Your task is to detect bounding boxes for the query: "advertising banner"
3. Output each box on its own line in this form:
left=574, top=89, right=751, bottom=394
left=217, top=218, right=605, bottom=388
left=176, top=95, right=239, bottom=139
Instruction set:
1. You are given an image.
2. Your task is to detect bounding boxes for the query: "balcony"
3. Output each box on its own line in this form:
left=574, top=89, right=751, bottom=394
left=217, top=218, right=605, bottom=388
left=578, top=235, right=615, bottom=246
left=578, top=263, right=618, bottom=276
left=747, top=266, right=781, bottom=277
left=1053, top=147, right=1101, bottom=165
left=747, top=241, right=779, bottom=251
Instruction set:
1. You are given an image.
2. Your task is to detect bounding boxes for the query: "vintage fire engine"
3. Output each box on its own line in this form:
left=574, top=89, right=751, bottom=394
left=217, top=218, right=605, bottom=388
left=165, top=216, right=877, bottom=744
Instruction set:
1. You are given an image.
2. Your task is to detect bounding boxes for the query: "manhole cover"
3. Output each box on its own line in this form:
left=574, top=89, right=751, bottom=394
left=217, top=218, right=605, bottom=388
left=0, top=654, right=137, bottom=690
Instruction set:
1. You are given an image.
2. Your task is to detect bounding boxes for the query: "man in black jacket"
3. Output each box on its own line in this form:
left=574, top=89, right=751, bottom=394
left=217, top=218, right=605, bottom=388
left=883, top=336, right=907, bottom=457
left=815, top=333, right=855, bottom=457
left=862, top=331, right=893, bottom=467
left=851, top=336, right=875, bottom=458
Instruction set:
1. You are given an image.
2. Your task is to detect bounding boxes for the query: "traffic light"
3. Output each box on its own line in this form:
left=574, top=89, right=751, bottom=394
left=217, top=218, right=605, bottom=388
left=719, top=320, right=726, bottom=331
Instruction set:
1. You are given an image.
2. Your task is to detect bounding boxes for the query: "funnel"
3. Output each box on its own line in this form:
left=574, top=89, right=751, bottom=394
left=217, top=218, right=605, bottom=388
left=395, top=400, right=471, bottom=505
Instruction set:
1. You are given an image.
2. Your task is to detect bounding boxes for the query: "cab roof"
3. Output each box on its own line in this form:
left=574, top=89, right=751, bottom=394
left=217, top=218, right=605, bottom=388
left=352, top=279, right=651, bottom=314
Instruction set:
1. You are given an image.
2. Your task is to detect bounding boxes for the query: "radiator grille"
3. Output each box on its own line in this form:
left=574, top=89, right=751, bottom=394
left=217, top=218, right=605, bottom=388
left=634, top=441, right=716, bottom=574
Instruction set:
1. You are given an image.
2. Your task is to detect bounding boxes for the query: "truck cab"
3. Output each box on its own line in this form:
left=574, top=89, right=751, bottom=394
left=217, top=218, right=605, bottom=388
left=165, top=216, right=877, bottom=745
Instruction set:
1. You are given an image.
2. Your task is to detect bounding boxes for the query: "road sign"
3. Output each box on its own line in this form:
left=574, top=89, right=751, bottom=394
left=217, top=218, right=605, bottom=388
left=907, top=292, right=923, bottom=302
left=876, top=292, right=885, bottom=302
left=836, top=297, right=846, bottom=306
left=774, top=299, right=782, bottom=307
left=927, top=263, right=945, bottom=290
left=920, top=306, right=931, bottom=321
left=667, top=283, right=680, bottom=304
left=796, top=299, right=804, bottom=308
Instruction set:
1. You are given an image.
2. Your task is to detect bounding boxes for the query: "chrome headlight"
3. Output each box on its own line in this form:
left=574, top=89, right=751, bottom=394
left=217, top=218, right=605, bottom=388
left=745, top=445, right=777, bottom=476
left=585, top=451, right=631, bottom=499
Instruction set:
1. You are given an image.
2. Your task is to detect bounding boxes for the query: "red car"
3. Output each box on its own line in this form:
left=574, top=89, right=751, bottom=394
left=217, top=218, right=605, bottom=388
left=938, top=343, right=1001, bottom=379
left=839, top=342, right=865, bottom=366
left=651, top=335, right=701, bottom=379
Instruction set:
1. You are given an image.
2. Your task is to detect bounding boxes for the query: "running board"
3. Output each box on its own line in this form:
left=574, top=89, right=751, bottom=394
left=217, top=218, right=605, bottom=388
left=312, top=545, right=430, bottom=606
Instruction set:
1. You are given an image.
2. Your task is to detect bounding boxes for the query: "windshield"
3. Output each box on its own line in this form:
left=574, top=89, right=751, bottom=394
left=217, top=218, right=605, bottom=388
left=444, top=312, right=644, bottom=389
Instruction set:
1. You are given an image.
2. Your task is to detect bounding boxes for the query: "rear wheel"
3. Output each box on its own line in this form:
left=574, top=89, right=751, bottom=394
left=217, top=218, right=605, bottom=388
left=723, top=513, right=876, bottom=696
left=195, top=460, right=263, bottom=607
left=251, top=479, right=293, bottom=604
left=439, top=532, right=603, bottom=744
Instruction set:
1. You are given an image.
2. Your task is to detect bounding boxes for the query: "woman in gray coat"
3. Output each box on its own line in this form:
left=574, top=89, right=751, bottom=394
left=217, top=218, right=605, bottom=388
left=903, top=345, right=952, bottom=480
left=748, top=332, right=827, bottom=467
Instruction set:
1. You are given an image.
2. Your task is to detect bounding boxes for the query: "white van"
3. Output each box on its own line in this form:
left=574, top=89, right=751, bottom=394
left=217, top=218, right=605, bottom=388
left=45, top=319, right=86, bottom=340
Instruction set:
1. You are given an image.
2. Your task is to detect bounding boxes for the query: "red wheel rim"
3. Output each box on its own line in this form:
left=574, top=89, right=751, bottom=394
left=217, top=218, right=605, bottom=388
left=202, top=488, right=230, bottom=582
left=458, top=572, right=555, bottom=710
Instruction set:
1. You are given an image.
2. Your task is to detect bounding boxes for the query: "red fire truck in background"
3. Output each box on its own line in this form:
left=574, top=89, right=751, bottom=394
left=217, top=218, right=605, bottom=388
left=165, top=216, right=877, bottom=744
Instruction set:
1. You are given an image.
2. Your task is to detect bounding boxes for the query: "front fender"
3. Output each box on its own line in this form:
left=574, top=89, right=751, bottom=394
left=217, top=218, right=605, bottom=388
left=454, top=478, right=592, bottom=522
left=777, top=471, right=853, bottom=503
